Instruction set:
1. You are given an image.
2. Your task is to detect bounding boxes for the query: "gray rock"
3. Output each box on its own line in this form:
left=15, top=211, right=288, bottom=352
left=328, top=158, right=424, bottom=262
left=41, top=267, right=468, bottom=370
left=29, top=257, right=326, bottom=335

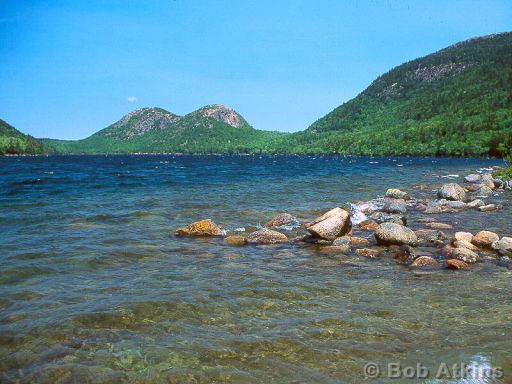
left=464, top=174, right=481, bottom=183
left=451, top=248, right=480, bottom=263
left=382, top=198, right=407, bottom=214
left=467, top=199, right=485, bottom=209
left=305, top=207, right=352, bottom=241
left=479, top=204, right=497, bottom=212
left=491, top=237, right=512, bottom=256
left=445, top=200, right=467, bottom=210
left=331, top=236, right=352, bottom=253
left=370, top=212, right=406, bottom=225
left=375, top=223, right=418, bottom=246
left=475, top=186, right=493, bottom=196
left=415, top=229, right=446, bottom=243
left=438, top=183, right=466, bottom=201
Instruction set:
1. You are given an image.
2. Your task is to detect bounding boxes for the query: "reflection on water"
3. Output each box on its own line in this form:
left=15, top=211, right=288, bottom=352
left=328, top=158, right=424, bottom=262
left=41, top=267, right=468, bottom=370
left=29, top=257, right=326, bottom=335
left=0, top=155, right=511, bottom=383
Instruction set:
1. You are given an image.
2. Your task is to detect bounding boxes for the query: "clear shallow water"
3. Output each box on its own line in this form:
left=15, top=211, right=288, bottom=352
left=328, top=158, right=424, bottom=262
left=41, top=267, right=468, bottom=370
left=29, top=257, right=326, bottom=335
left=0, top=155, right=511, bottom=383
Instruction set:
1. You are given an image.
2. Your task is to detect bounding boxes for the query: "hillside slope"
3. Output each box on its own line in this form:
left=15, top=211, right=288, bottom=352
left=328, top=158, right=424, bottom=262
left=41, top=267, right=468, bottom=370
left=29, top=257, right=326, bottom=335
left=0, top=119, right=45, bottom=155
left=276, top=32, right=512, bottom=156
left=43, top=105, right=286, bottom=154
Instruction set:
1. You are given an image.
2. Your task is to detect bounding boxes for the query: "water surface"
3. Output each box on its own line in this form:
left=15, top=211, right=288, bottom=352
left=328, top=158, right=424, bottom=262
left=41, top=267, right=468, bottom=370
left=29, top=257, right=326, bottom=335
left=0, top=155, right=511, bottom=383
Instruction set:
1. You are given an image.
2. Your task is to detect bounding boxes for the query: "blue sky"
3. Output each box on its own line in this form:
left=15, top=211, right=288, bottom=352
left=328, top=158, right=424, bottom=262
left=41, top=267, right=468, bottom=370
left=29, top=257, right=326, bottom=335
left=0, top=0, right=510, bottom=139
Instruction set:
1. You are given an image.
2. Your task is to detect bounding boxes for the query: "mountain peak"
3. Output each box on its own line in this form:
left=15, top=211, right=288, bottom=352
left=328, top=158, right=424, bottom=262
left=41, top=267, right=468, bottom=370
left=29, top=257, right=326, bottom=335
left=197, top=104, right=248, bottom=129
left=109, top=107, right=181, bottom=139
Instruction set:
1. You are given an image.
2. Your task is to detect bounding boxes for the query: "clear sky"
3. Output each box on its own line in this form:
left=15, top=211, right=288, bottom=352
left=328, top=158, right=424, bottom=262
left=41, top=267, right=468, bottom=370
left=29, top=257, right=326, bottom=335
left=0, top=0, right=510, bottom=139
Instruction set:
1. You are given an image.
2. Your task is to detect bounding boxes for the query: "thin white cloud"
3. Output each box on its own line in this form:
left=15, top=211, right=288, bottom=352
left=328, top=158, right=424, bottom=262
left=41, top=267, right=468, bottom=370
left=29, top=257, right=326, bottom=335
left=127, top=96, right=137, bottom=103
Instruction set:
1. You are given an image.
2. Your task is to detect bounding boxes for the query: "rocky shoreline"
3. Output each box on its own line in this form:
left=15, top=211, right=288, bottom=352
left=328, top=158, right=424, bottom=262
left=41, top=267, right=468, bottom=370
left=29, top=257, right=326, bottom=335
left=175, top=170, right=512, bottom=271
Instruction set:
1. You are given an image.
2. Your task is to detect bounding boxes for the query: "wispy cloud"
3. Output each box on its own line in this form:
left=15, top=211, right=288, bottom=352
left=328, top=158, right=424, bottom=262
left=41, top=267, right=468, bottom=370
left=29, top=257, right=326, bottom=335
left=127, top=96, right=137, bottom=103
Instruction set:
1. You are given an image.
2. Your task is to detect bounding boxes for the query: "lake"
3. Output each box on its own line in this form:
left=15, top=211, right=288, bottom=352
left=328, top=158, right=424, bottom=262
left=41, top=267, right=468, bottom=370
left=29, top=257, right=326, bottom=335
left=0, top=155, right=511, bottom=383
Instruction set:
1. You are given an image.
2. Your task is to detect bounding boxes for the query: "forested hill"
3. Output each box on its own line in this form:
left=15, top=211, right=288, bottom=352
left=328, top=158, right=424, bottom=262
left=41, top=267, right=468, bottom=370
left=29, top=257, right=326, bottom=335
left=42, top=105, right=285, bottom=154
left=275, top=32, right=512, bottom=156
left=0, top=119, right=45, bottom=155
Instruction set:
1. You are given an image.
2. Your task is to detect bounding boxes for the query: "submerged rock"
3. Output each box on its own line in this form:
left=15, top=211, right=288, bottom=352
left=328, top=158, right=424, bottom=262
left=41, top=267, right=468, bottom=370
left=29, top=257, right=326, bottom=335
left=375, top=223, right=418, bottom=246
left=415, top=229, right=446, bottom=243
left=355, top=248, right=380, bottom=258
left=265, top=213, right=297, bottom=228
left=305, top=207, right=351, bottom=241
left=225, top=235, right=247, bottom=246
left=479, top=204, right=497, bottom=212
left=332, top=236, right=352, bottom=253
left=426, top=222, right=453, bottom=230
left=350, top=236, right=371, bottom=246
left=247, top=228, right=288, bottom=244
left=446, top=259, right=469, bottom=270
left=175, top=219, right=224, bottom=236
left=359, top=219, right=379, bottom=231
left=451, top=248, right=480, bottom=263
left=370, top=212, right=406, bottom=225
left=319, top=245, right=349, bottom=254
left=385, top=188, right=410, bottom=200
left=393, top=244, right=416, bottom=265
left=437, top=183, right=466, bottom=201
left=472, top=231, right=499, bottom=248
left=411, top=256, right=438, bottom=268
left=491, top=237, right=512, bottom=256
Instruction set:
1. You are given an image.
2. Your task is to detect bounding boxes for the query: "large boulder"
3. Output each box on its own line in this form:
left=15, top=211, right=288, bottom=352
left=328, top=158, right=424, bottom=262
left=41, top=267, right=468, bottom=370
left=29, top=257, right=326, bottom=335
left=472, top=231, right=499, bottom=248
left=265, top=213, right=297, bottom=228
left=247, top=228, right=288, bottom=244
left=492, top=237, right=512, bottom=256
left=437, top=183, right=466, bottom=201
left=305, top=207, right=351, bottom=241
left=375, top=223, right=418, bottom=246
left=175, top=219, right=225, bottom=236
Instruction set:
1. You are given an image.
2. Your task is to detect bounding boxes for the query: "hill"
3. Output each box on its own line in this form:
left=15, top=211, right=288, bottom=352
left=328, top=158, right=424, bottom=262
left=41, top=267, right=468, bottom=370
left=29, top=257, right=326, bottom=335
left=43, top=105, right=285, bottom=154
left=275, top=32, right=512, bottom=156
left=0, top=119, right=45, bottom=155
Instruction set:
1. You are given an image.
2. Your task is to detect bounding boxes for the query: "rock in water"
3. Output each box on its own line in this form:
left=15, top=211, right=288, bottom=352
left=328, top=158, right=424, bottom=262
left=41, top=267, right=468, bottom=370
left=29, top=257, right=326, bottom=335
left=246, top=228, right=288, bottom=244
left=355, top=248, right=380, bottom=258
left=451, top=248, right=480, bottom=263
left=305, top=207, right=351, bottom=241
left=359, top=219, right=379, bottom=231
left=453, top=232, right=474, bottom=243
left=175, top=219, right=224, bottom=236
left=225, top=235, right=247, bottom=246
left=464, top=174, right=481, bottom=183
left=385, top=188, right=410, bottom=200
left=478, top=204, right=497, bottom=212
left=375, top=223, right=418, bottom=246
left=411, top=256, right=438, bottom=268
left=415, top=229, right=446, bottom=243
left=492, top=237, right=512, bottom=256
left=265, top=213, right=297, bottom=228
left=472, top=231, right=499, bottom=248
left=446, top=259, right=469, bottom=270
left=437, top=183, right=466, bottom=201
left=467, top=199, right=484, bottom=208
left=332, top=236, right=352, bottom=253
left=382, top=198, right=407, bottom=214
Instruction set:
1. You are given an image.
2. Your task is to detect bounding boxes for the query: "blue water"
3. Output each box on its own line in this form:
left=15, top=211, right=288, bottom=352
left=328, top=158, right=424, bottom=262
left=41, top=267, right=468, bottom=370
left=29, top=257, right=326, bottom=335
left=0, top=155, right=511, bottom=383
